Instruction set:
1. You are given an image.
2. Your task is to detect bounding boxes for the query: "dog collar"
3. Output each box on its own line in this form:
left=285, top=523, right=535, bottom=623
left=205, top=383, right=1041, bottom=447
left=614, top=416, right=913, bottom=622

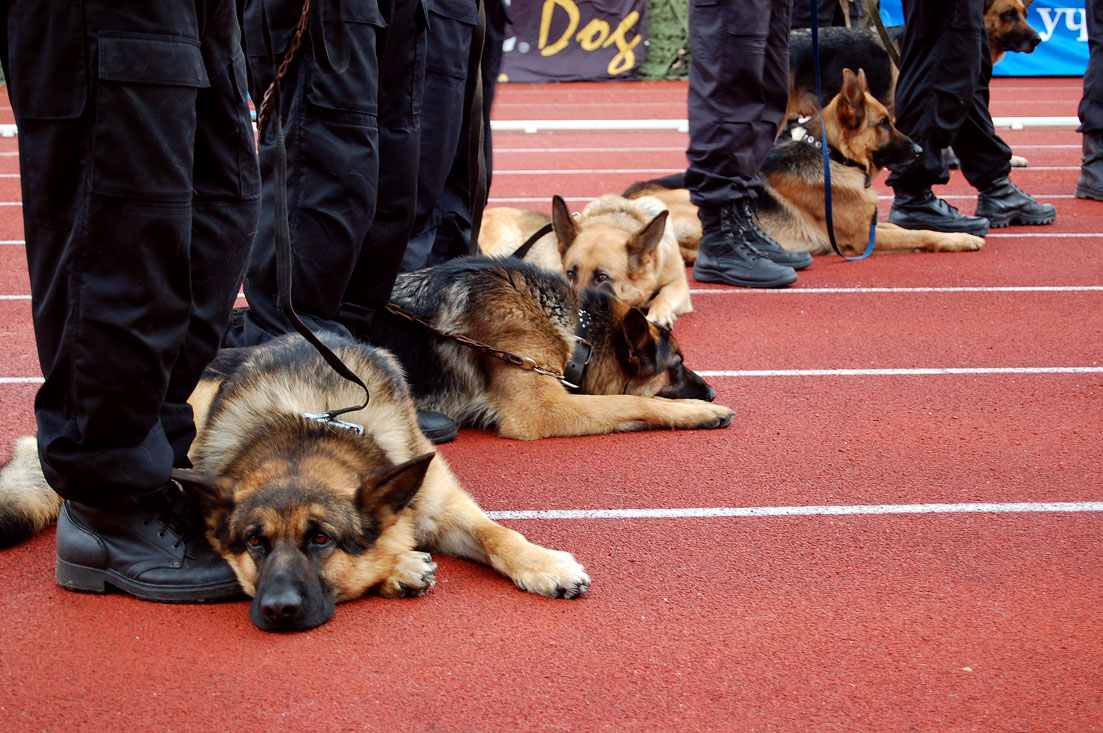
left=801, top=133, right=873, bottom=188
left=562, top=309, right=593, bottom=392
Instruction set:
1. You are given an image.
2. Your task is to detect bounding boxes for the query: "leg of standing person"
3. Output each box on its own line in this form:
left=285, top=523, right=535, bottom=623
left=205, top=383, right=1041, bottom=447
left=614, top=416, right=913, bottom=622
left=2, top=0, right=258, bottom=601
left=886, top=0, right=990, bottom=236
left=958, top=38, right=1056, bottom=227
left=230, top=0, right=387, bottom=347
left=1078, top=0, right=1103, bottom=200
left=686, top=0, right=810, bottom=290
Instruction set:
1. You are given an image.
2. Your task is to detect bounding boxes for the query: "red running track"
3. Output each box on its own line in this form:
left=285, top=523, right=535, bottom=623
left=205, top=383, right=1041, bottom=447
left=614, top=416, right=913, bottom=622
left=0, top=78, right=1101, bottom=731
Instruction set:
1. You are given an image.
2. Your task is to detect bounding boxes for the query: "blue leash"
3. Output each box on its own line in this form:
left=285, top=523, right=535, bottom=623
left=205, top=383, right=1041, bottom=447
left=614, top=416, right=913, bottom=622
left=809, top=1, right=876, bottom=261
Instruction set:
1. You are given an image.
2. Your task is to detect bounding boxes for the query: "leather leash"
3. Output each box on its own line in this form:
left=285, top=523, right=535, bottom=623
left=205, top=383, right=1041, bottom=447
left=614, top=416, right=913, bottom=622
left=259, top=0, right=371, bottom=419
left=504, top=222, right=553, bottom=260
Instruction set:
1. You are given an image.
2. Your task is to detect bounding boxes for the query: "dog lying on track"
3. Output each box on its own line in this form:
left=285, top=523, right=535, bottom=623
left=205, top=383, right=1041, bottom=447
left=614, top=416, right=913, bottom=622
left=365, top=256, right=731, bottom=440
left=0, top=333, right=591, bottom=632
left=479, top=194, right=692, bottom=329
left=626, top=69, right=986, bottom=258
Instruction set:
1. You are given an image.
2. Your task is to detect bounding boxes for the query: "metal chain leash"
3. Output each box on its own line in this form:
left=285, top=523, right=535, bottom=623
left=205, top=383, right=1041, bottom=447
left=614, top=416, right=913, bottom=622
left=385, top=302, right=586, bottom=388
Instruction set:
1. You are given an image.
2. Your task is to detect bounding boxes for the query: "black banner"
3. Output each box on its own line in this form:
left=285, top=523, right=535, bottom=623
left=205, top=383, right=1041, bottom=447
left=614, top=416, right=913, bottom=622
left=500, top=0, right=649, bottom=82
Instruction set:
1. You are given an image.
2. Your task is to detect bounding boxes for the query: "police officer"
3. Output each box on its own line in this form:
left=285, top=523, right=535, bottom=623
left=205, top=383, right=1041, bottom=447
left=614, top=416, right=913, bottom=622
left=1, top=0, right=260, bottom=600
left=887, top=0, right=1055, bottom=234
left=1078, top=0, right=1103, bottom=200
left=686, top=0, right=813, bottom=289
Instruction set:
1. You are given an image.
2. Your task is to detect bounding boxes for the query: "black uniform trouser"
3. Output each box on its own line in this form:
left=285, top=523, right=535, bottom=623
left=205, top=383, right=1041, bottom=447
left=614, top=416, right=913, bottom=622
left=401, top=0, right=507, bottom=271
left=0, top=0, right=260, bottom=504
left=233, top=0, right=426, bottom=345
left=886, top=0, right=1011, bottom=193
left=685, top=0, right=791, bottom=209
left=1080, top=0, right=1103, bottom=133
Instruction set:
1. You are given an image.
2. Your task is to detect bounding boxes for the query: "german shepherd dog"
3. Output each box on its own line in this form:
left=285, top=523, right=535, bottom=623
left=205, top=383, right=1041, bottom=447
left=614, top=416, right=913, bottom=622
left=0, top=334, right=591, bottom=632
left=787, top=0, right=1039, bottom=122
left=479, top=194, right=692, bottom=329
left=626, top=69, right=986, bottom=258
left=367, top=256, right=731, bottom=440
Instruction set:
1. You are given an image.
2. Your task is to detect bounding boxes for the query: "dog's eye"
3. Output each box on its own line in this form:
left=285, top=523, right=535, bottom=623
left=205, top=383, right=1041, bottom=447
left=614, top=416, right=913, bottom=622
left=310, top=532, right=332, bottom=546
left=245, top=534, right=265, bottom=551
left=566, top=267, right=577, bottom=283
left=594, top=272, right=609, bottom=283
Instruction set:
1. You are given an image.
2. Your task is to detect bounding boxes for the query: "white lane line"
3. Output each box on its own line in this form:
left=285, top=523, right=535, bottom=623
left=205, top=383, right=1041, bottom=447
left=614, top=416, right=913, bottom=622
left=698, top=367, right=1103, bottom=377
left=487, top=117, right=1080, bottom=133
left=0, top=240, right=25, bottom=244
left=0, top=377, right=42, bottom=384
left=689, top=286, right=1103, bottom=294
left=488, top=501, right=1103, bottom=520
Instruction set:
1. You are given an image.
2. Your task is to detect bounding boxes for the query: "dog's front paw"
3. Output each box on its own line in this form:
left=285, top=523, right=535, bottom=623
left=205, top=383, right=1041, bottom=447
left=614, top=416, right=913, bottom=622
left=511, top=548, right=590, bottom=599
left=379, top=550, right=438, bottom=598
left=939, top=233, right=985, bottom=252
left=646, top=308, right=675, bottom=330
left=673, top=400, right=734, bottom=429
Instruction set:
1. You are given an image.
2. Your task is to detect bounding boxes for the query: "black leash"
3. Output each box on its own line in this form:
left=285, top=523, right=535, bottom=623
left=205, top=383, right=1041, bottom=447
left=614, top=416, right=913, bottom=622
left=260, top=0, right=370, bottom=419
left=810, top=0, right=876, bottom=260
left=865, top=0, right=900, bottom=68
left=505, top=222, right=553, bottom=260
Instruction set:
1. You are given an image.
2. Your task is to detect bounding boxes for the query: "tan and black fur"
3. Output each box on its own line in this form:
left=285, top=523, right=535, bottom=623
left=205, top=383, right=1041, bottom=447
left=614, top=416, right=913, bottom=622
left=479, top=194, right=692, bottom=329
left=366, top=256, right=732, bottom=441
left=0, top=334, right=590, bottom=631
left=627, top=69, right=986, bottom=259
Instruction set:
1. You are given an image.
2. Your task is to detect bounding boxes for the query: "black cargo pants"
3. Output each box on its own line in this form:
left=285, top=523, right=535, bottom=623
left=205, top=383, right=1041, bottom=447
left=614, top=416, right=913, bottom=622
left=232, top=0, right=426, bottom=344
left=685, top=0, right=791, bottom=208
left=0, top=0, right=260, bottom=504
left=885, top=0, right=1012, bottom=193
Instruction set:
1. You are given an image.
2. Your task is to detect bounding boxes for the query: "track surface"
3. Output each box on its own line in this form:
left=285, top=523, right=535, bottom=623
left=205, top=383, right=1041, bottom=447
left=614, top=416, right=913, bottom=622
left=1, top=78, right=1101, bottom=731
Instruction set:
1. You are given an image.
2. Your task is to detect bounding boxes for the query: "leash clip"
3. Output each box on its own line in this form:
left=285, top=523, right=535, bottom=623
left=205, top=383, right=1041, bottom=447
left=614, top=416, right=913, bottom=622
left=303, top=412, right=365, bottom=435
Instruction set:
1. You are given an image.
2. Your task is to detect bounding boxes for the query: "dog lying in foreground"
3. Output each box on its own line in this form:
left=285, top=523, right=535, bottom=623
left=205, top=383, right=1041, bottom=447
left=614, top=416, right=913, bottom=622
left=626, top=69, right=986, bottom=259
left=0, top=334, right=590, bottom=632
left=369, top=256, right=731, bottom=440
left=479, top=194, right=692, bottom=329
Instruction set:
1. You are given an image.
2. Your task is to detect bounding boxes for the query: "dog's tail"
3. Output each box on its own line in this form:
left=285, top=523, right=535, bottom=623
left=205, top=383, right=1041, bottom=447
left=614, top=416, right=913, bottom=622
left=0, top=436, right=60, bottom=549
left=622, top=172, right=686, bottom=199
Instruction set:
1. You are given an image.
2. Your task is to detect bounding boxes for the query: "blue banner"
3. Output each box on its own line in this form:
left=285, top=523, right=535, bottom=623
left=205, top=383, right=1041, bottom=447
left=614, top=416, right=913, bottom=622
left=878, top=0, right=1088, bottom=77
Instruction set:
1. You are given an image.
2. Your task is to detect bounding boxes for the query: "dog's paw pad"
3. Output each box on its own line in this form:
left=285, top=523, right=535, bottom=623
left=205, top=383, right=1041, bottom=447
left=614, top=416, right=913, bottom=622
left=381, top=551, right=437, bottom=598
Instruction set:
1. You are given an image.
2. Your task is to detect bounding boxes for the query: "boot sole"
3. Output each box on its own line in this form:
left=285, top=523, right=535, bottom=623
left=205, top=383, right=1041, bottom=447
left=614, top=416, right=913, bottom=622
left=56, top=557, right=244, bottom=604
left=693, top=266, right=798, bottom=288
left=888, top=214, right=989, bottom=238
left=982, top=212, right=1056, bottom=229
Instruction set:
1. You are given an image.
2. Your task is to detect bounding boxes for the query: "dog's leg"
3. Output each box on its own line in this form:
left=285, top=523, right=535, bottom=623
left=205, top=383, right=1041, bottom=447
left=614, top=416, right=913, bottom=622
left=415, top=459, right=590, bottom=598
left=645, top=278, right=693, bottom=330
left=490, top=372, right=732, bottom=439
left=874, top=222, right=985, bottom=253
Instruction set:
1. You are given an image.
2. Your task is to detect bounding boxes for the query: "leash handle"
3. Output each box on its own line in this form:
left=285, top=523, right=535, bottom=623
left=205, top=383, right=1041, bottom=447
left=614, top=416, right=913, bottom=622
left=810, top=0, right=875, bottom=261
left=262, top=0, right=370, bottom=419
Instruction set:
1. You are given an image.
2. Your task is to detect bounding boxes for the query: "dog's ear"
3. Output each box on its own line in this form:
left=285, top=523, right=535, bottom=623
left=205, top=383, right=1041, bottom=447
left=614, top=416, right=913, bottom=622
left=626, top=210, right=669, bottom=267
left=356, top=452, right=433, bottom=529
left=171, top=468, right=236, bottom=529
left=839, top=68, right=866, bottom=128
left=551, top=194, right=580, bottom=255
left=617, top=306, right=659, bottom=374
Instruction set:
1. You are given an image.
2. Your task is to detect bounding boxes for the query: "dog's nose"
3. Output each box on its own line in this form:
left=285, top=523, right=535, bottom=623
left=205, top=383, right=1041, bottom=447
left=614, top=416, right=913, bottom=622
left=261, top=588, right=303, bottom=623
left=704, top=384, right=716, bottom=402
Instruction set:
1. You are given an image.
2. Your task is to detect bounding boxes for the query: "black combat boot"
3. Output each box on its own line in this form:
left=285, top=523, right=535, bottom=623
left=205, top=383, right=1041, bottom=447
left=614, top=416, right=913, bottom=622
left=975, top=177, right=1056, bottom=228
left=889, top=188, right=990, bottom=236
left=55, top=482, right=242, bottom=603
left=1076, top=131, right=1103, bottom=201
left=692, top=201, right=801, bottom=288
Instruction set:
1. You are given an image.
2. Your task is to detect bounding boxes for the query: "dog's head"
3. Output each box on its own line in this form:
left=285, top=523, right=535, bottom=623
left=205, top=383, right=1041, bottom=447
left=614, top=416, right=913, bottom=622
left=581, top=289, right=715, bottom=402
left=550, top=194, right=671, bottom=311
left=176, top=435, right=433, bottom=633
left=824, top=68, right=921, bottom=177
left=986, top=0, right=1040, bottom=63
